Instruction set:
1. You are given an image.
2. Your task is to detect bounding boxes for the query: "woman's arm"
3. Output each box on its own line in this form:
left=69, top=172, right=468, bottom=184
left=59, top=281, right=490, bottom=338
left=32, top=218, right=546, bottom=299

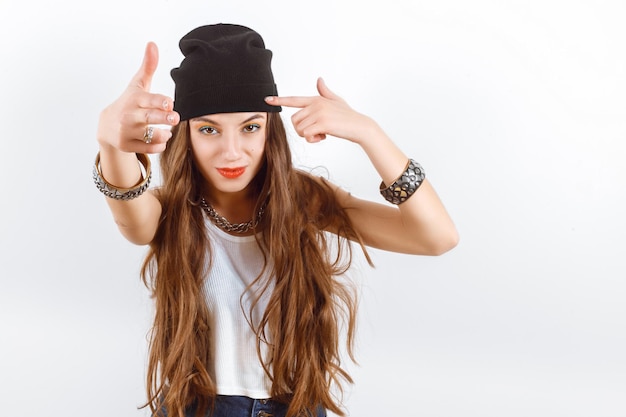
left=95, top=42, right=179, bottom=245
left=266, top=78, right=458, bottom=255
left=329, top=175, right=458, bottom=256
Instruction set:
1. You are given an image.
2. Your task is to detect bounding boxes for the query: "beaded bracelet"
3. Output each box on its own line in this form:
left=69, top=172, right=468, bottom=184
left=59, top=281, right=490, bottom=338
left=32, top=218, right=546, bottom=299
left=379, top=158, right=425, bottom=205
left=92, top=152, right=152, bottom=200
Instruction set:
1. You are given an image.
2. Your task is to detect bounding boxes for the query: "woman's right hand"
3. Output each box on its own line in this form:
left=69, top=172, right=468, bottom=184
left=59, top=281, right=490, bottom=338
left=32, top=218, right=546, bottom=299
left=97, top=42, right=179, bottom=155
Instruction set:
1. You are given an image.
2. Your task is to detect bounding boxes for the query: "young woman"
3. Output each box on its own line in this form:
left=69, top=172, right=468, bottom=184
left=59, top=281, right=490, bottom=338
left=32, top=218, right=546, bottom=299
left=94, top=24, right=458, bottom=417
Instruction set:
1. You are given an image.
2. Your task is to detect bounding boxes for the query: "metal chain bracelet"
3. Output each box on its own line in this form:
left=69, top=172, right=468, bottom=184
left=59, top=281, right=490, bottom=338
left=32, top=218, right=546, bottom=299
left=93, top=152, right=152, bottom=200
left=379, top=158, right=425, bottom=205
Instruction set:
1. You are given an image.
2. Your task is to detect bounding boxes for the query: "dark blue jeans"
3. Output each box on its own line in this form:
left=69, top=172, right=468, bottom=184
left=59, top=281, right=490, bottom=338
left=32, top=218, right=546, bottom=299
left=160, top=395, right=327, bottom=417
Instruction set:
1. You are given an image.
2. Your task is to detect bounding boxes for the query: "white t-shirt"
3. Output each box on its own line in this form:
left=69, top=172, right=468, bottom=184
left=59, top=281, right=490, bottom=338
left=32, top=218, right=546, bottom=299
left=202, top=217, right=273, bottom=398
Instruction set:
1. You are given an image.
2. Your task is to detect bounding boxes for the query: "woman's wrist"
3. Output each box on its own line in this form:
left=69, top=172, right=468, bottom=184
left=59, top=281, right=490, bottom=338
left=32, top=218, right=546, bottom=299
left=351, top=115, right=384, bottom=146
left=97, top=144, right=145, bottom=189
left=93, top=151, right=151, bottom=200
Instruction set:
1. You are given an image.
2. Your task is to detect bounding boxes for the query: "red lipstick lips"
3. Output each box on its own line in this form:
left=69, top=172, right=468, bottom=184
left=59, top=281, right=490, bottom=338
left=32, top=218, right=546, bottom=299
left=217, top=167, right=246, bottom=179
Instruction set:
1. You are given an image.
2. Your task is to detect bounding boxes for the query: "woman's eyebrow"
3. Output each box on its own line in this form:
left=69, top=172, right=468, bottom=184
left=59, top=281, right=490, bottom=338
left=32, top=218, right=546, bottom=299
left=240, top=114, right=265, bottom=124
left=190, top=116, right=220, bottom=125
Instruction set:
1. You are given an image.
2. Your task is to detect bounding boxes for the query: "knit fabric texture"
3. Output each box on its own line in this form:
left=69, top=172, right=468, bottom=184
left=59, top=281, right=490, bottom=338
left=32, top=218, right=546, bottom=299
left=171, top=23, right=281, bottom=120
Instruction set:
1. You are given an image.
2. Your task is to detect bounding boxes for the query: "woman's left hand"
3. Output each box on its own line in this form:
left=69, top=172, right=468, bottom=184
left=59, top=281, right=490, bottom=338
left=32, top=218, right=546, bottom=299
left=265, top=78, right=379, bottom=144
left=268, top=79, right=459, bottom=256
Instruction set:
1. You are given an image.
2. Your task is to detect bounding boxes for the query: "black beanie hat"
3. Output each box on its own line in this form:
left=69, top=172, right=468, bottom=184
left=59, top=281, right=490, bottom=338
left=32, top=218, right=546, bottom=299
left=171, top=24, right=281, bottom=121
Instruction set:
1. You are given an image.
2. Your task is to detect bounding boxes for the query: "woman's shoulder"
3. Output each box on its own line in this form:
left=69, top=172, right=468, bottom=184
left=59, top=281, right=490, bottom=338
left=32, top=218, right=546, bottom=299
left=293, top=169, right=353, bottom=204
left=290, top=169, right=355, bottom=227
left=292, top=169, right=338, bottom=199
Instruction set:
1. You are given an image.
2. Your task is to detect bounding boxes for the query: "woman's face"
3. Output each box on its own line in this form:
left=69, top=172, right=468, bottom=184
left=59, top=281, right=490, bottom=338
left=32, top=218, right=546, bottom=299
left=189, top=112, right=267, bottom=197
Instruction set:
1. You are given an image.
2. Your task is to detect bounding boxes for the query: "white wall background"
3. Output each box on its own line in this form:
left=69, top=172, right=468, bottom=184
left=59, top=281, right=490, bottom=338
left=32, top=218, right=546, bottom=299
left=1, top=1, right=624, bottom=416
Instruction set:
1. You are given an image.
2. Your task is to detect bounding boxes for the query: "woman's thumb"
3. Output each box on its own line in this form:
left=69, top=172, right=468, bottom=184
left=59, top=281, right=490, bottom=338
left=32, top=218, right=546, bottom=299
left=131, top=42, right=159, bottom=91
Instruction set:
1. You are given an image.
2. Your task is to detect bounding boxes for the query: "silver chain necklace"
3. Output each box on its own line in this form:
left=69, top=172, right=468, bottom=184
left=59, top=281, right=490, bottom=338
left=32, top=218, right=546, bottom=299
left=200, top=198, right=265, bottom=234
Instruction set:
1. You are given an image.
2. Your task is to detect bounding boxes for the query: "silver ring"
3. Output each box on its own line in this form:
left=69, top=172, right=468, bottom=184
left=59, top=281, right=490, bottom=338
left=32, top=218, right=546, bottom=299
left=143, top=126, right=154, bottom=144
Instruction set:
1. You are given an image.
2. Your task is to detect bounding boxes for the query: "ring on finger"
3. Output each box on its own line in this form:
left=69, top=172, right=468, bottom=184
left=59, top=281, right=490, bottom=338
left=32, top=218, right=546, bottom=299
left=143, top=126, right=154, bottom=144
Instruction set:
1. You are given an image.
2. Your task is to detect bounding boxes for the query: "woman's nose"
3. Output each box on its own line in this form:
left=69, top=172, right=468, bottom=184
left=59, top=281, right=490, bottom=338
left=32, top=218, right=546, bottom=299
left=221, top=131, right=242, bottom=160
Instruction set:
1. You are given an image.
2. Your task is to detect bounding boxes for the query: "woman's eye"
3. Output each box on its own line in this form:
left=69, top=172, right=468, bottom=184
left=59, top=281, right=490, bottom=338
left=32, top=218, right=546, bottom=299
left=243, top=124, right=261, bottom=133
left=199, top=126, right=218, bottom=135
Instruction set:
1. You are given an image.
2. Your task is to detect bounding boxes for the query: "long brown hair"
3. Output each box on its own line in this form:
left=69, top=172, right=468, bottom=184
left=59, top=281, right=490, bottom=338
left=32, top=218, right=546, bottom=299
left=141, top=113, right=371, bottom=417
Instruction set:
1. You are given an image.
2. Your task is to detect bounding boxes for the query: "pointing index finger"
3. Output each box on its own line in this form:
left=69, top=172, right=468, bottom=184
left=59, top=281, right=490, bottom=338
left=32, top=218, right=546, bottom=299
left=265, top=96, right=314, bottom=108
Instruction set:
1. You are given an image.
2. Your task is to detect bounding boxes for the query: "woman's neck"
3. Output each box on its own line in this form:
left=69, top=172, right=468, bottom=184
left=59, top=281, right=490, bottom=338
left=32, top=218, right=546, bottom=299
left=205, top=187, right=258, bottom=225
